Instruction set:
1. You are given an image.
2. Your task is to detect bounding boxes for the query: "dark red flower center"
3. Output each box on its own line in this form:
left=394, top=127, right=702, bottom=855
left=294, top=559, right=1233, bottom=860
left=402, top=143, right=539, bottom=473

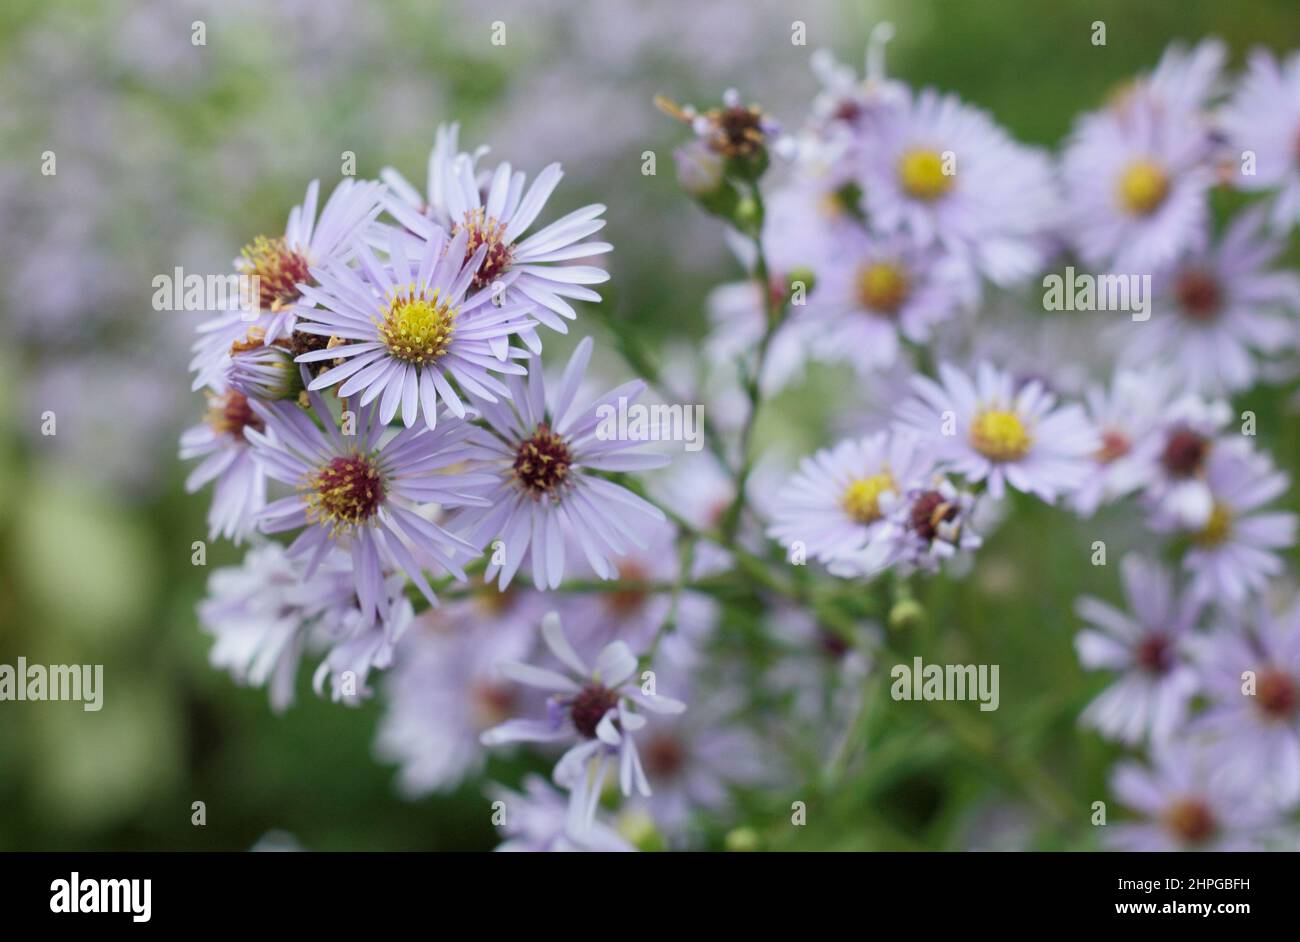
left=1164, top=797, right=1216, bottom=845
left=513, top=424, right=573, bottom=498
left=641, top=733, right=687, bottom=779
left=306, top=454, right=385, bottom=530
left=1160, top=429, right=1209, bottom=478
left=1257, top=667, right=1298, bottom=720
left=241, top=235, right=314, bottom=310
left=455, top=208, right=515, bottom=292
left=1136, top=633, right=1173, bottom=674
left=908, top=490, right=959, bottom=543
left=1096, top=429, right=1131, bottom=464
left=208, top=390, right=264, bottom=439
left=1174, top=269, right=1221, bottom=322
left=570, top=684, right=619, bottom=739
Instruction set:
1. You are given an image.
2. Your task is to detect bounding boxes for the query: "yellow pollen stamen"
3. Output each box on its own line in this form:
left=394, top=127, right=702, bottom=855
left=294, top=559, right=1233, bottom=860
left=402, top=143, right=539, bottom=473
left=970, top=410, right=1032, bottom=462
left=842, top=472, right=896, bottom=524
left=1193, top=501, right=1232, bottom=547
left=1117, top=159, right=1169, bottom=216
left=898, top=149, right=953, bottom=201
left=856, top=261, right=910, bottom=315
left=376, top=285, right=457, bottom=365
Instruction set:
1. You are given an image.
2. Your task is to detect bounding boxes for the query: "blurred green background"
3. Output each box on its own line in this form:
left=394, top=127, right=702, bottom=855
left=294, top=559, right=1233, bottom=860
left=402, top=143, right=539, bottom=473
left=0, top=0, right=1297, bottom=851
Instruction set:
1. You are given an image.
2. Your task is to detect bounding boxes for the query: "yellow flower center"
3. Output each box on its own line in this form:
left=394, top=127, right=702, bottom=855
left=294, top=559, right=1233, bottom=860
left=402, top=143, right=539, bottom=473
left=841, top=472, right=896, bottom=524
left=970, top=410, right=1032, bottom=462
left=1117, top=159, right=1169, bottom=216
left=1193, top=502, right=1232, bottom=547
left=898, top=149, right=953, bottom=201
left=856, top=262, right=910, bottom=315
left=377, top=285, right=457, bottom=365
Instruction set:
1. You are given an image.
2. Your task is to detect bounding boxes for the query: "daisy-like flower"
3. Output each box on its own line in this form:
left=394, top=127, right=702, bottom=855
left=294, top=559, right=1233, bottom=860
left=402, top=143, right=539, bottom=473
left=1117, top=209, right=1300, bottom=395
left=451, top=337, right=669, bottom=591
left=1154, top=444, right=1297, bottom=604
left=487, top=775, right=634, bottom=853
left=375, top=590, right=543, bottom=797
left=1219, top=48, right=1300, bottom=233
left=1194, top=598, right=1300, bottom=806
left=1070, top=368, right=1174, bottom=518
left=831, top=472, right=983, bottom=578
left=1106, top=739, right=1281, bottom=851
left=894, top=362, right=1099, bottom=502
left=294, top=228, right=534, bottom=430
left=1074, top=555, right=1201, bottom=746
left=200, top=542, right=403, bottom=712
left=806, top=229, right=977, bottom=374
left=480, top=612, right=686, bottom=837
left=385, top=144, right=612, bottom=340
left=767, top=430, right=936, bottom=566
left=189, top=178, right=385, bottom=390
left=854, top=86, right=1058, bottom=286
left=1061, top=43, right=1224, bottom=275
left=247, top=389, right=492, bottom=623
left=1139, top=394, right=1233, bottom=528
left=179, top=386, right=268, bottom=543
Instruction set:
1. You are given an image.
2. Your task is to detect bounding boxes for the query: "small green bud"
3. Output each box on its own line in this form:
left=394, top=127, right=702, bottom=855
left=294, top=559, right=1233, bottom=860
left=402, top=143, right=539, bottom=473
left=724, top=826, right=761, bottom=852
left=889, top=597, right=925, bottom=631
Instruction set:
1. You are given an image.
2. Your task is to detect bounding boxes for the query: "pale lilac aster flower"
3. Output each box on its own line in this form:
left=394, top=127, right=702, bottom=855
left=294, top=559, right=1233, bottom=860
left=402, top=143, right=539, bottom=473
left=295, top=228, right=534, bottom=430
left=247, top=390, right=492, bottom=623
left=894, top=362, right=1100, bottom=502
left=1074, top=555, right=1201, bottom=745
left=480, top=612, right=686, bottom=837
left=767, top=430, right=936, bottom=566
left=179, top=386, right=268, bottom=543
left=451, top=337, right=669, bottom=591
left=1118, top=209, right=1300, bottom=395
left=806, top=229, right=977, bottom=374
left=1193, top=598, right=1300, bottom=806
left=1139, top=394, right=1233, bottom=528
left=1070, top=368, right=1175, bottom=517
left=376, top=593, right=543, bottom=796
left=830, top=472, right=983, bottom=578
left=189, top=178, right=385, bottom=389
left=1107, top=738, right=1281, bottom=851
left=1219, top=48, right=1300, bottom=232
left=1061, top=83, right=1216, bottom=275
left=1154, top=444, right=1297, bottom=604
left=488, top=774, right=634, bottom=853
left=855, top=86, right=1058, bottom=286
left=386, top=146, right=612, bottom=340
